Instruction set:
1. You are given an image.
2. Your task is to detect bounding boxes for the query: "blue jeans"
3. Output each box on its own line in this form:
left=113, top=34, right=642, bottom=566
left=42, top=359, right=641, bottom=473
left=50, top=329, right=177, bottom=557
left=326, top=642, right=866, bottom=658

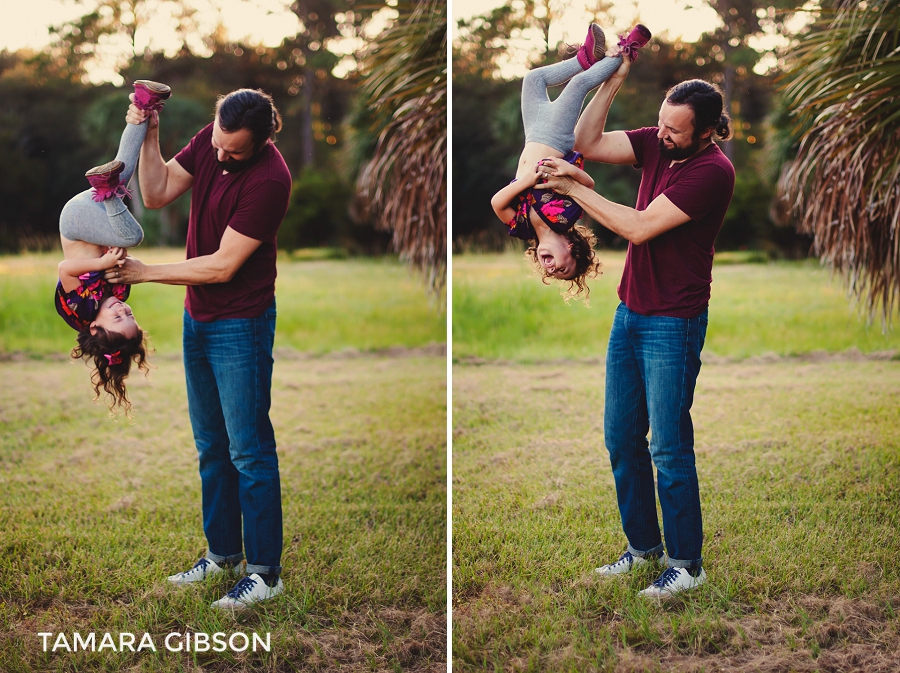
left=604, top=302, right=707, bottom=570
left=183, top=300, right=282, bottom=576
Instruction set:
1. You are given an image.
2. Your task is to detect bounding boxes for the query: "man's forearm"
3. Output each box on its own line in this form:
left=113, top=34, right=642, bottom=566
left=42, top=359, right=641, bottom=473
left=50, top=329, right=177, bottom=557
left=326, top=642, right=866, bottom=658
left=136, top=255, right=237, bottom=286
left=568, top=183, right=648, bottom=244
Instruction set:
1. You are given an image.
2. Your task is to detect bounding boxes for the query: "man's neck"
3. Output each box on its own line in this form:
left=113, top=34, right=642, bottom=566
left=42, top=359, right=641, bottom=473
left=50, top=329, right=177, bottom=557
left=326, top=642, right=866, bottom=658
left=669, top=139, right=713, bottom=167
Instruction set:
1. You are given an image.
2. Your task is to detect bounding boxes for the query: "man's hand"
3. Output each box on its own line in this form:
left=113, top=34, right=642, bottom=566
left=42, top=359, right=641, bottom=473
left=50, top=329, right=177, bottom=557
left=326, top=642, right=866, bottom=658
left=534, top=173, right=579, bottom=197
left=125, top=94, right=158, bottom=128
left=104, top=256, right=147, bottom=285
left=607, top=45, right=631, bottom=81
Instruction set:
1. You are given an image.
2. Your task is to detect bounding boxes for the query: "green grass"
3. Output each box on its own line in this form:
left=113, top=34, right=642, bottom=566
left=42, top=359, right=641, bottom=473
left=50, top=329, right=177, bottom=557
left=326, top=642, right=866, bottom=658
left=0, top=250, right=446, bottom=671
left=452, top=358, right=900, bottom=671
left=452, top=252, right=900, bottom=360
left=0, top=250, right=445, bottom=355
left=452, top=251, right=900, bottom=670
left=2, top=354, right=446, bottom=672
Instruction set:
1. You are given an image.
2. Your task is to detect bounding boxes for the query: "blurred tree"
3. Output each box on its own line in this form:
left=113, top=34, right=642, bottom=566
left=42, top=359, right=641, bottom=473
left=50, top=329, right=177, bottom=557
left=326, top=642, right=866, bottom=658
left=354, top=0, right=447, bottom=295
left=0, top=51, right=107, bottom=250
left=777, top=0, right=900, bottom=325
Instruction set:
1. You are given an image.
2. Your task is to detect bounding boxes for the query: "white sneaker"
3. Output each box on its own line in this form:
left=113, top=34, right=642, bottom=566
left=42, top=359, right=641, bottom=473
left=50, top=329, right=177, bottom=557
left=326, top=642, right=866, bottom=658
left=167, top=557, right=226, bottom=584
left=595, top=551, right=660, bottom=576
left=639, top=567, right=707, bottom=598
left=211, top=573, right=284, bottom=610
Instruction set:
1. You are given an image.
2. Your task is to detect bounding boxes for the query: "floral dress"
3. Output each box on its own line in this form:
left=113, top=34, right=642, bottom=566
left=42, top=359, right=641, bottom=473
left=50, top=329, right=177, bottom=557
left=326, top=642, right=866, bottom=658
left=55, top=270, right=130, bottom=332
left=506, top=151, right=586, bottom=240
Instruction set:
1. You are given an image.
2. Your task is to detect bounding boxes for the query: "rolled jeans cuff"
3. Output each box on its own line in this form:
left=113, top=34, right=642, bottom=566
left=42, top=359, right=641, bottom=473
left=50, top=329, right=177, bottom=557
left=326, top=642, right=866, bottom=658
left=206, top=550, right=244, bottom=567
left=627, top=542, right=665, bottom=560
left=667, top=556, right=703, bottom=571
left=246, top=563, right=282, bottom=577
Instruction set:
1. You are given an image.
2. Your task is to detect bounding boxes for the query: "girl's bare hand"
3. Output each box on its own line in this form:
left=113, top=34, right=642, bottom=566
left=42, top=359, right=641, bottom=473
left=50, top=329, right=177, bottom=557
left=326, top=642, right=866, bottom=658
left=536, top=158, right=575, bottom=179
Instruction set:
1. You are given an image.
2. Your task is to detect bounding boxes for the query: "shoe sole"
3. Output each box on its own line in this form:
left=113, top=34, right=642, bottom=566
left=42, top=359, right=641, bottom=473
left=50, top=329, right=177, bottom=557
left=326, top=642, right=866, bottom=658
left=591, top=24, right=606, bottom=61
left=134, top=80, right=171, bottom=99
left=85, top=160, right=124, bottom=178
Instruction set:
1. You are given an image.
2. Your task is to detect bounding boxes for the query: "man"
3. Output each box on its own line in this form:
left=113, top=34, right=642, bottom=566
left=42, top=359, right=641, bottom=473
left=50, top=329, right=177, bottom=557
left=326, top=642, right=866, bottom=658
left=538, top=57, right=735, bottom=598
left=110, top=88, right=292, bottom=609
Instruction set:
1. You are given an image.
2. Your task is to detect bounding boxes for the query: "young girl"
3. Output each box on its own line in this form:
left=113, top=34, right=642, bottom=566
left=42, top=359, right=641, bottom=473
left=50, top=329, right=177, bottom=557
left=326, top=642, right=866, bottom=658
left=55, top=80, right=171, bottom=415
left=491, top=23, right=651, bottom=300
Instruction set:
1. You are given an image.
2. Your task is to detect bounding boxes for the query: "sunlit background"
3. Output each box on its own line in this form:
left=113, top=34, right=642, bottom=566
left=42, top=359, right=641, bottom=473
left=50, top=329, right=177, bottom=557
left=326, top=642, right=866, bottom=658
left=453, top=0, right=813, bottom=79
left=1, top=0, right=397, bottom=84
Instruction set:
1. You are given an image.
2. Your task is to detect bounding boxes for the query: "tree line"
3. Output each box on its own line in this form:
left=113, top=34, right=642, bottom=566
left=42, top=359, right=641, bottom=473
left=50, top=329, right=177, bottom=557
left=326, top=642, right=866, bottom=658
left=1, top=0, right=447, bottom=294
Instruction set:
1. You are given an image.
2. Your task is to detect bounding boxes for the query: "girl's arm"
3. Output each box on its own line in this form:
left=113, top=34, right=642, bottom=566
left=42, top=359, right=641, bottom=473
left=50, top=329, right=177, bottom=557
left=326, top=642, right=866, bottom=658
left=491, top=172, right=540, bottom=223
left=538, top=158, right=595, bottom=189
left=58, top=248, right=126, bottom=292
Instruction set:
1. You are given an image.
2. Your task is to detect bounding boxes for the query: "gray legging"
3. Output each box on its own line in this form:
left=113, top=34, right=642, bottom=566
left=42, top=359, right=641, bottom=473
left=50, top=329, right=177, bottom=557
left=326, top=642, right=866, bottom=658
left=59, top=120, right=147, bottom=248
left=521, top=54, right=624, bottom=155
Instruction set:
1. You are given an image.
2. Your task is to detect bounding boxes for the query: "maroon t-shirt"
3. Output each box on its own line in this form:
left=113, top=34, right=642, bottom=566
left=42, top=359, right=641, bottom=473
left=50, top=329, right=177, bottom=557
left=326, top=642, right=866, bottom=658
left=174, top=123, right=291, bottom=322
left=618, top=127, right=735, bottom=318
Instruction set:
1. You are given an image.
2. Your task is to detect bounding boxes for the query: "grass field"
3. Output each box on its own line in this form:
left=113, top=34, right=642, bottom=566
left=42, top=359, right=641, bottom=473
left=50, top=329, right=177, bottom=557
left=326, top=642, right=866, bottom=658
left=452, top=252, right=900, bottom=360
left=452, top=252, right=900, bottom=671
left=452, top=358, right=900, bottom=672
left=0, top=252, right=446, bottom=671
left=0, top=250, right=445, bottom=355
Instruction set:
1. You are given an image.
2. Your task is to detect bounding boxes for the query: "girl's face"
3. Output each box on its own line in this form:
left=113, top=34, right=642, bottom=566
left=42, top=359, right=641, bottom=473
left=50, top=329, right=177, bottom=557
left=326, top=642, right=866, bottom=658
left=91, top=296, right=140, bottom=339
left=537, top=238, right=576, bottom=280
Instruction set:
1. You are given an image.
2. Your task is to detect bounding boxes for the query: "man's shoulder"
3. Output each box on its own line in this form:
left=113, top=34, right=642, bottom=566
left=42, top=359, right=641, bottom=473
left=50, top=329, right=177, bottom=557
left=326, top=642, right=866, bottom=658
left=254, top=144, right=292, bottom=187
left=187, top=122, right=214, bottom=149
left=690, top=144, right=735, bottom=182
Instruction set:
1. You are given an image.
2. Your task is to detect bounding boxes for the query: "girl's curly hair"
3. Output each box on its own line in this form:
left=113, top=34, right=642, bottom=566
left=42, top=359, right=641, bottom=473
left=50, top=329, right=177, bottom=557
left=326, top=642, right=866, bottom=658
left=525, top=223, right=603, bottom=302
left=72, top=326, right=152, bottom=416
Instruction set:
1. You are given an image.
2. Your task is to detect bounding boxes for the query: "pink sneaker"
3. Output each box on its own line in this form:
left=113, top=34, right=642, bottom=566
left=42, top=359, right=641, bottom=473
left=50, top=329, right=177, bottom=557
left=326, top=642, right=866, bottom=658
left=617, top=24, right=651, bottom=62
left=85, top=160, right=132, bottom=202
left=576, top=23, right=606, bottom=70
left=133, top=80, right=171, bottom=112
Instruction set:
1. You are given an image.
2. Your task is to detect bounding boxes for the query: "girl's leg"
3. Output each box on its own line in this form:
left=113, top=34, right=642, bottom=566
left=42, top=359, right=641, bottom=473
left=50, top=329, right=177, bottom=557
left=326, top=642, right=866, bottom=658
left=95, top=120, right=149, bottom=242
left=543, top=55, right=623, bottom=141
left=59, top=190, right=143, bottom=248
left=526, top=55, right=623, bottom=153
left=114, top=121, right=148, bottom=189
left=521, top=58, right=584, bottom=144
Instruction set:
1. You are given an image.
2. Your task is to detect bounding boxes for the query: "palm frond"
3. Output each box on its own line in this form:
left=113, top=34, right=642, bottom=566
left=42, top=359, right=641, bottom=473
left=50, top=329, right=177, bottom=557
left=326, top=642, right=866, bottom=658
left=778, top=0, right=900, bottom=326
left=356, top=0, right=447, bottom=298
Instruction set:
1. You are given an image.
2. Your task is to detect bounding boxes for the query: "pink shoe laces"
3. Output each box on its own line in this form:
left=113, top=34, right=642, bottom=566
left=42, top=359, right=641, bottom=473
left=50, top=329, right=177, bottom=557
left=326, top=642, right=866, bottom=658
left=90, top=180, right=134, bottom=203
left=618, top=26, right=650, bottom=62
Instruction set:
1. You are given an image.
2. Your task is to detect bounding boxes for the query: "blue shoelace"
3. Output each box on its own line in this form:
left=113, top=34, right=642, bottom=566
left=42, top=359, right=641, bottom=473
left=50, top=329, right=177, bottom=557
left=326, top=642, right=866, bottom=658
left=652, top=567, right=682, bottom=588
left=192, top=558, right=211, bottom=571
left=225, top=576, right=257, bottom=599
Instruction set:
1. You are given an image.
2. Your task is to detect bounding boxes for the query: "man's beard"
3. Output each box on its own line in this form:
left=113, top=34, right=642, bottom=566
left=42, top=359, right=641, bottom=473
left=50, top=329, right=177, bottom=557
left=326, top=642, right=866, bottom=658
left=217, top=147, right=263, bottom=173
left=217, top=156, right=255, bottom=173
left=658, top=136, right=701, bottom=161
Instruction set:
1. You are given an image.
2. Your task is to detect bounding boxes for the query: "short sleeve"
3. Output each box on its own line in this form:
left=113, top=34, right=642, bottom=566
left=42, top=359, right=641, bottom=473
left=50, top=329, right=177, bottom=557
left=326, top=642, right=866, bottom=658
left=663, top=162, right=734, bottom=223
left=173, top=125, right=209, bottom=176
left=227, top=178, right=291, bottom=242
left=624, top=127, right=657, bottom=169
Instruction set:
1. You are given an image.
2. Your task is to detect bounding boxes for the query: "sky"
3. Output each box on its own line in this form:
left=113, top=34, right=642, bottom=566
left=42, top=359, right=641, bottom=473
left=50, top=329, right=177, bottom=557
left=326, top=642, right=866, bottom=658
left=0, top=0, right=796, bottom=83
left=452, top=0, right=723, bottom=44
left=0, top=0, right=331, bottom=83
left=2, top=0, right=721, bottom=54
